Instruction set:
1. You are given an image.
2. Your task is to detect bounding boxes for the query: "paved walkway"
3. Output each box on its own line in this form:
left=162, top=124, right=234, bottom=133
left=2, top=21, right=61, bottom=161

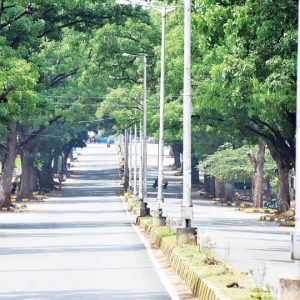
left=0, top=144, right=172, bottom=299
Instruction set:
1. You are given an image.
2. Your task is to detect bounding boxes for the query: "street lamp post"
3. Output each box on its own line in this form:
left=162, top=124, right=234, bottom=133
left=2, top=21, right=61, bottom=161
left=156, top=6, right=167, bottom=213
left=138, top=122, right=143, bottom=199
left=290, top=0, right=300, bottom=272
left=154, top=4, right=177, bottom=224
left=176, top=0, right=196, bottom=244
left=116, top=0, right=177, bottom=223
left=142, top=55, right=148, bottom=206
left=124, top=129, right=129, bottom=190
left=129, top=127, right=132, bottom=191
left=122, top=53, right=149, bottom=214
left=133, top=122, right=138, bottom=195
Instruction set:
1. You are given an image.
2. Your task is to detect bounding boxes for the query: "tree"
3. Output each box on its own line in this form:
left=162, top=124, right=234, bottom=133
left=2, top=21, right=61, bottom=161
left=190, top=0, right=296, bottom=212
left=247, top=140, right=266, bottom=208
left=0, top=0, right=153, bottom=207
left=0, top=40, right=39, bottom=207
left=200, top=143, right=276, bottom=202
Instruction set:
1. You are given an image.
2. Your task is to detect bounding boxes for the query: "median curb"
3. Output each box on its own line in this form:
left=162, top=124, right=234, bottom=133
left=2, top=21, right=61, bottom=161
left=137, top=217, right=273, bottom=300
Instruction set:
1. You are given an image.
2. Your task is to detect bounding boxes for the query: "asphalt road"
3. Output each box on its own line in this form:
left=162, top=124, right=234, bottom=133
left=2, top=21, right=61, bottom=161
left=0, top=144, right=173, bottom=300
left=144, top=143, right=299, bottom=296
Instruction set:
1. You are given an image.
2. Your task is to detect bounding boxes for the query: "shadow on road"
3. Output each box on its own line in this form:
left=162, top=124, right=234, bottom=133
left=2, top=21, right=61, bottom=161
left=0, top=290, right=170, bottom=299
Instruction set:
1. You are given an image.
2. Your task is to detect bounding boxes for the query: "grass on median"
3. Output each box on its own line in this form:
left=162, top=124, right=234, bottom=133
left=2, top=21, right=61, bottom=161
left=139, top=218, right=275, bottom=300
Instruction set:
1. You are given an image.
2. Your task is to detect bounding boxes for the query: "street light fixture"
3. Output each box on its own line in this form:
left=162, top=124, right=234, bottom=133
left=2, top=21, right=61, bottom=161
left=117, top=0, right=177, bottom=222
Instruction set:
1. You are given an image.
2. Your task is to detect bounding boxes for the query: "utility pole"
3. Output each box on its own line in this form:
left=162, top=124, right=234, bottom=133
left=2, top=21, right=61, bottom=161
left=156, top=6, right=166, bottom=214
left=134, top=123, right=138, bottom=195
left=122, top=53, right=149, bottom=214
left=124, top=129, right=129, bottom=190
left=142, top=55, right=148, bottom=206
left=280, top=3, right=300, bottom=299
left=176, top=0, right=196, bottom=244
left=129, top=127, right=132, bottom=191
left=116, top=0, right=177, bottom=225
left=138, top=122, right=143, bottom=200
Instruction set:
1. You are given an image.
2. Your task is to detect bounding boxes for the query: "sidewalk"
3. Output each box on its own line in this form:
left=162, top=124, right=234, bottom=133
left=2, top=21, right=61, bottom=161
left=0, top=144, right=173, bottom=299
left=145, top=143, right=298, bottom=295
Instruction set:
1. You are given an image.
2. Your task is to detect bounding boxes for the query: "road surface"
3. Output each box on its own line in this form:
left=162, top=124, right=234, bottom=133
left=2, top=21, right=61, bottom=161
left=144, top=143, right=298, bottom=296
left=0, top=144, right=173, bottom=299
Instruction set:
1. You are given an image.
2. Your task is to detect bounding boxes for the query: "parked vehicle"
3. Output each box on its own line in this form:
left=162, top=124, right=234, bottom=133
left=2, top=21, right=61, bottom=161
left=263, top=198, right=278, bottom=210
left=95, top=136, right=115, bottom=144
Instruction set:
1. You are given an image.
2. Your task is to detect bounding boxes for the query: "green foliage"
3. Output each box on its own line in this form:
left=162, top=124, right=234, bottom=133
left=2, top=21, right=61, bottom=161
left=200, top=143, right=276, bottom=182
left=191, top=0, right=296, bottom=166
left=0, top=0, right=295, bottom=206
left=271, top=176, right=279, bottom=196
left=0, top=0, right=158, bottom=186
left=0, top=40, right=38, bottom=126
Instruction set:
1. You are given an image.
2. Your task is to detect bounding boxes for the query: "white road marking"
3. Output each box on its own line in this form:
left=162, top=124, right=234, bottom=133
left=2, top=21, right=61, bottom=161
left=131, top=224, right=180, bottom=300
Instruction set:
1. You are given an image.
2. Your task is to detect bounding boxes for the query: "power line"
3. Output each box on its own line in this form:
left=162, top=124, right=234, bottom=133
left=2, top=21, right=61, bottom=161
left=41, top=95, right=181, bottom=100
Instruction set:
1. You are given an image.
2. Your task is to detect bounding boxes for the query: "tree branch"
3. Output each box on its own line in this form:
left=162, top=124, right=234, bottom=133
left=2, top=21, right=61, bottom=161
left=0, top=5, right=34, bottom=30
left=116, top=33, right=140, bottom=43
left=18, top=115, right=62, bottom=150
left=0, top=85, right=14, bottom=103
left=49, top=68, right=79, bottom=88
left=250, top=116, right=282, bottom=138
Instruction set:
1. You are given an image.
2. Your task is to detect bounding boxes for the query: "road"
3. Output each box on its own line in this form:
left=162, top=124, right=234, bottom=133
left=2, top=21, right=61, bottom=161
left=0, top=144, right=173, bottom=299
left=144, top=143, right=298, bottom=296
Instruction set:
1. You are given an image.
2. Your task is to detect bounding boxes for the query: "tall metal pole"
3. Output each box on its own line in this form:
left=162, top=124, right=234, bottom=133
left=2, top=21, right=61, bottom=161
left=143, top=56, right=148, bottom=204
left=292, top=0, right=300, bottom=268
left=296, top=0, right=300, bottom=236
left=124, top=129, right=129, bottom=189
left=157, top=7, right=166, bottom=209
left=134, top=123, right=138, bottom=195
left=138, top=122, right=143, bottom=199
left=182, top=0, right=193, bottom=228
left=129, top=127, right=132, bottom=190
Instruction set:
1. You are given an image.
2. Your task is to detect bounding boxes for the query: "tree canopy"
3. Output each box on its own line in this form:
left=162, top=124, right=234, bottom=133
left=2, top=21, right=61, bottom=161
left=0, top=0, right=296, bottom=212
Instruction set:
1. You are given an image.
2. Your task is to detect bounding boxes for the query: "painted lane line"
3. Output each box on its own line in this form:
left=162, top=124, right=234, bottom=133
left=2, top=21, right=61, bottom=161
left=131, top=224, right=180, bottom=300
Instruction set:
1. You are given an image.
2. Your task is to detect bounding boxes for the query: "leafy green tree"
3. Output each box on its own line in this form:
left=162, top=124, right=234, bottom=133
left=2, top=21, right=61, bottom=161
left=0, top=0, right=153, bottom=207
left=190, top=0, right=296, bottom=212
left=200, top=143, right=276, bottom=203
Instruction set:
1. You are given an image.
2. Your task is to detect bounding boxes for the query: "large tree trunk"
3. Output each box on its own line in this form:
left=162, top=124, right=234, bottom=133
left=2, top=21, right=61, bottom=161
left=215, top=179, right=225, bottom=198
left=224, top=182, right=235, bottom=201
left=191, top=150, right=200, bottom=185
left=20, top=149, right=38, bottom=199
left=171, top=144, right=182, bottom=168
left=277, top=164, right=290, bottom=213
left=266, top=141, right=292, bottom=213
left=204, top=174, right=215, bottom=197
left=210, top=176, right=216, bottom=197
left=0, top=128, right=18, bottom=208
left=204, top=175, right=215, bottom=197
left=38, top=159, right=54, bottom=191
left=253, top=141, right=266, bottom=208
left=20, top=149, right=33, bottom=199
left=248, top=141, right=266, bottom=208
